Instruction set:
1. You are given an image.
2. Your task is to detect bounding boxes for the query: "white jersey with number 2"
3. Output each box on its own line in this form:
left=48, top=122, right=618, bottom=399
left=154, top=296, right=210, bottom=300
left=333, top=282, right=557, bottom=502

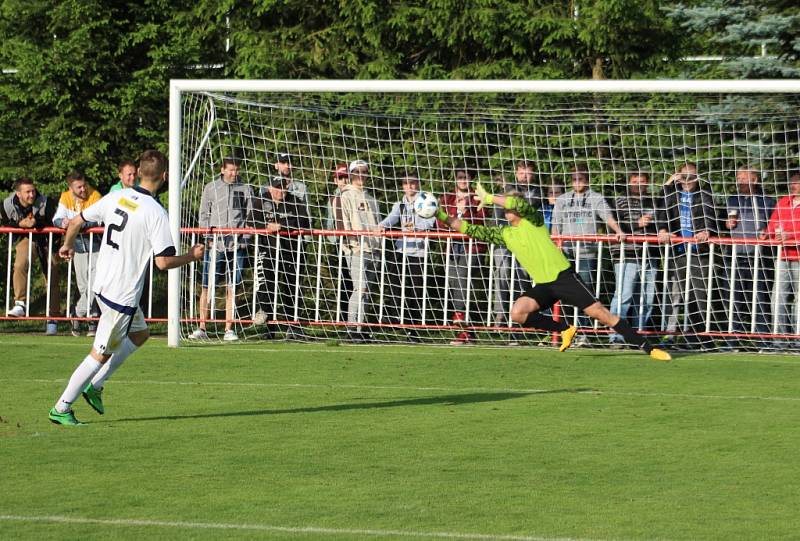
left=80, top=187, right=175, bottom=309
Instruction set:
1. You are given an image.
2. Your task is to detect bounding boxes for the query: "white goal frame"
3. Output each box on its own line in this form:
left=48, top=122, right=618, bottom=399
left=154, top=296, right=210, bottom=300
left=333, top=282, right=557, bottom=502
left=167, top=78, right=800, bottom=347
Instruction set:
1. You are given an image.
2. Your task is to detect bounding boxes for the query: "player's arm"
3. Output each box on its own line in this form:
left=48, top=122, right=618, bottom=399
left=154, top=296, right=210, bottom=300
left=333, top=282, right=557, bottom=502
left=58, top=212, right=86, bottom=261
left=154, top=244, right=205, bottom=271
left=471, top=182, right=544, bottom=226
left=435, top=208, right=506, bottom=246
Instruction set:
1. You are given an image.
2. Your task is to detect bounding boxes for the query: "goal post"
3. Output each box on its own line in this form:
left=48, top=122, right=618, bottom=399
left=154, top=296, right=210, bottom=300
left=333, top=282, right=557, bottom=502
left=167, top=79, right=800, bottom=350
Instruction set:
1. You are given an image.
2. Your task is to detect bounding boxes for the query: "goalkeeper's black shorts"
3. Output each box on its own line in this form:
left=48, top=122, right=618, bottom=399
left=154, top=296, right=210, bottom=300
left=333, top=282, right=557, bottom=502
left=520, top=269, right=597, bottom=311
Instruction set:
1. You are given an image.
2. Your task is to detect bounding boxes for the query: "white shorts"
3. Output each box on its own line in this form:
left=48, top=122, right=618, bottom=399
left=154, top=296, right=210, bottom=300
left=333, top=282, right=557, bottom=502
left=93, top=295, right=147, bottom=355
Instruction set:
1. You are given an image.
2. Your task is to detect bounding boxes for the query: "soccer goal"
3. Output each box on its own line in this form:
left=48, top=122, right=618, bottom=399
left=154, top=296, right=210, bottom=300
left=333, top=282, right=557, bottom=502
left=168, top=79, right=800, bottom=352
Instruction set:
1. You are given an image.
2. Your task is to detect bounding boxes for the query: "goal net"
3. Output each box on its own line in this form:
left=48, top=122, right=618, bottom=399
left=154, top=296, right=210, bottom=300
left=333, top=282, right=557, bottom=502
left=168, top=80, right=800, bottom=353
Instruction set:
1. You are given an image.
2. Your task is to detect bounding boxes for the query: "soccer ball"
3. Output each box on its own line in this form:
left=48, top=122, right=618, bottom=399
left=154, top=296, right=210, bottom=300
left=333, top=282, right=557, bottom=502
left=413, top=191, right=439, bottom=219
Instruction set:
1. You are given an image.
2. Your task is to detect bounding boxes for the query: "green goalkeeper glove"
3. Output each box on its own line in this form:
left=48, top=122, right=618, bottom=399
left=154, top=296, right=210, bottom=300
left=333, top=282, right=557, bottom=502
left=473, top=182, right=494, bottom=211
left=435, top=208, right=449, bottom=223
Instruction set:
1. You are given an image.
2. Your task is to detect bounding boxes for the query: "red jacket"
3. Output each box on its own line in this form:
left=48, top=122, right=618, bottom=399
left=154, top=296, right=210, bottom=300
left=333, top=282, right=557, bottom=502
left=766, top=195, right=800, bottom=260
left=439, top=192, right=487, bottom=253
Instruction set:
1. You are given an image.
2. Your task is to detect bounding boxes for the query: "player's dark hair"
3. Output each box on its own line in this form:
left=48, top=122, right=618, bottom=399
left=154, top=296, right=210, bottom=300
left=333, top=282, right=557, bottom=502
left=66, top=170, right=85, bottom=183
left=788, top=169, right=800, bottom=181
left=629, top=171, right=650, bottom=181
left=139, top=149, right=167, bottom=181
left=516, top=159, right=536, bottom=171
left=13, top=177, right=34, bottom=191
left=222, top=156, right=240, bottom=168
left=117, top=160, right=136, bottom=172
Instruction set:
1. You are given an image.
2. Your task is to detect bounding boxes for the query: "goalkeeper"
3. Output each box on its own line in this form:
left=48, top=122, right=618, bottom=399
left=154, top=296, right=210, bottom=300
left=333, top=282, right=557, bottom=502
left=436, top=183, right=671, bottom=362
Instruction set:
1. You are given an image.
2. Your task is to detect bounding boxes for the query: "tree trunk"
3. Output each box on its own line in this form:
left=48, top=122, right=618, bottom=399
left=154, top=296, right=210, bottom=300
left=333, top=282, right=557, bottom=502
left=592, top=57, right=605, bottom=79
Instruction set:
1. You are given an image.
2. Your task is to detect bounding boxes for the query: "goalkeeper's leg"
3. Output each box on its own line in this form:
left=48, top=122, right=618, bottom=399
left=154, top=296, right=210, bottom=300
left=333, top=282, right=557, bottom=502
left=584, top=302, right=671, bottom=362
left=510, top=296, right=575, bottom=351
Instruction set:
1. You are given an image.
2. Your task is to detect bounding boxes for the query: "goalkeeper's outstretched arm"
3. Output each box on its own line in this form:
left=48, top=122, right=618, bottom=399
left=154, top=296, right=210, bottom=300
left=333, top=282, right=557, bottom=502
left=435, top=208, right=506, bottom=246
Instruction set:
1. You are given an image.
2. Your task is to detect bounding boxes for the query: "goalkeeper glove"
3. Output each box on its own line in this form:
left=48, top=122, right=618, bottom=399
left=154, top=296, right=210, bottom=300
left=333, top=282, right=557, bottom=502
left=435, top=208, right=449, bottom=223
left=473, top=182, right=494, bottom=211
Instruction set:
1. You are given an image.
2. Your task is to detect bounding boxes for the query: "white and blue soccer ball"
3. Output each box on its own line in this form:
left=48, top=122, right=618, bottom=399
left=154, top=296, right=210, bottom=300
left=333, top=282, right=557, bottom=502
left=413, top=191, right=439, bottom=219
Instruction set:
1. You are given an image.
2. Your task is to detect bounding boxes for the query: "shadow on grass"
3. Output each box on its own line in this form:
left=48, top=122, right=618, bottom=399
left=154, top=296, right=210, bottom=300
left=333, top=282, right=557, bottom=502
left=113, top=388, right=593, bottom=423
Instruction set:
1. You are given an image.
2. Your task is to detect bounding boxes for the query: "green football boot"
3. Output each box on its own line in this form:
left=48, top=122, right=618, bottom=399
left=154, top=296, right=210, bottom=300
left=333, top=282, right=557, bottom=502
left=82, top=383, right=105, bottom=415
left=48, top=407, right=85, bottom=426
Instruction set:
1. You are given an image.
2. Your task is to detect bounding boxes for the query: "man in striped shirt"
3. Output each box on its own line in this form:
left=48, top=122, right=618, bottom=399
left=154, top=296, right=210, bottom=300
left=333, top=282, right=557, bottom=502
left=436, top=183, right=671, bottom=362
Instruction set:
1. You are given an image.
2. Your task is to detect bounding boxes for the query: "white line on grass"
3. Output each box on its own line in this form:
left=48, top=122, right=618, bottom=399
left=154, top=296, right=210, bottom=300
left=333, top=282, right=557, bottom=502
left=7, top=377, right=800, bottom=402
left=0, top=514, right=613, bottom=541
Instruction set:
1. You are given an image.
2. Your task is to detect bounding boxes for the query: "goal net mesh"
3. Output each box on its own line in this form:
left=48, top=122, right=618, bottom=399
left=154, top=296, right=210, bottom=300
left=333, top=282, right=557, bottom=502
left=176, top=90, right=800, bottom=352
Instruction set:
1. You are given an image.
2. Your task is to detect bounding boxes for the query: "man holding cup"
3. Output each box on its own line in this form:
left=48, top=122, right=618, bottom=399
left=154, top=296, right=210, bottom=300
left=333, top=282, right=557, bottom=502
left=726, top=165, right=775, bottom=341
left=609, top=171, right=660, bottom=344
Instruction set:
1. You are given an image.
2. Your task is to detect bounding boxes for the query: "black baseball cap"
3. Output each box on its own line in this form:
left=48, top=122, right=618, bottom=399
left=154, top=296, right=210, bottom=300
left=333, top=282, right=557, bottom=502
left=268, top=175, right=287, bottom=188
left=277, top=152, right=291, bottom=164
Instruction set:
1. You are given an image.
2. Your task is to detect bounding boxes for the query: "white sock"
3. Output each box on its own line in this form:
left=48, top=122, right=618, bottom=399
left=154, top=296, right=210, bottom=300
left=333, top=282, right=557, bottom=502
left=91, top=338, right=138, bottom=390
left=55, top=355, right=103, bottom=413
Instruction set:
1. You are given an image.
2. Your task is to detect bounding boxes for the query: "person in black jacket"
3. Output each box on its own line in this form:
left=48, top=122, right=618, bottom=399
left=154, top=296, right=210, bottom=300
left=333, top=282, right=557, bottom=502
left=1, top=177, right=61, bottom=333
left=252, top=175, right=311, bottom=339
left=609, top=171, right=660, bottom=344
left=657, top=163, right=724, bottom=347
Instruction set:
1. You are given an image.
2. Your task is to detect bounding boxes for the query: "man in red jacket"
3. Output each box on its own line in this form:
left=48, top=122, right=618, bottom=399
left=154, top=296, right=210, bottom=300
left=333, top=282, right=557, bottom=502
left=763, top=170, right=800, bottom=338
left=438, top=168, right=486, bottom=344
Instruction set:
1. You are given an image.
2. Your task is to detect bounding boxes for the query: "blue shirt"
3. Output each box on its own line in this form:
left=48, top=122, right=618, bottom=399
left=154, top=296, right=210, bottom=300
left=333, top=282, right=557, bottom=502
left=678, top=191, right=695, bottom=254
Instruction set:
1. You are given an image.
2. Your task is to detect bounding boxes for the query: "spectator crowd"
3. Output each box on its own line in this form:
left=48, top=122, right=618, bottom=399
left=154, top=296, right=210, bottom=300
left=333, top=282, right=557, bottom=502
left=4, top=153, right=800, bottom=350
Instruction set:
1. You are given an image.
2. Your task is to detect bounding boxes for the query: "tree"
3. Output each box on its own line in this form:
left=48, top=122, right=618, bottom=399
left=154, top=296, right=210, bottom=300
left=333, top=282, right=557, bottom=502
left=0, top=0, right=227, bottom=193
left=664, top=0, right=800, bottom=78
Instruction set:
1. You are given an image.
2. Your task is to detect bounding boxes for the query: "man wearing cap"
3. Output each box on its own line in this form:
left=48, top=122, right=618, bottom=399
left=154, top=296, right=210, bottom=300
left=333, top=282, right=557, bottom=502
left=378, top=172, right=436, bottom=341
left=274, top=152, right=307, bottom=203
left=339, top=159, right=382, bottom=341
left=252, top=175, right=311, bottom=339
left=325, top=164, right=353, bottom=306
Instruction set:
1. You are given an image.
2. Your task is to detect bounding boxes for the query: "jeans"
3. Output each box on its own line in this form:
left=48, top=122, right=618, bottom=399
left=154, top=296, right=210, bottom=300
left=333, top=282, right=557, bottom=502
left=72, top=250, right=99, bottom=318
left=772, top=260, right=800, bottom=336
left=447, top=250, right=483, bottom=317
left=727, top=251, right=771, bottom=335
left=609, top=261, right=656, bottom=342
left=345, top=251, right=379, bottom=330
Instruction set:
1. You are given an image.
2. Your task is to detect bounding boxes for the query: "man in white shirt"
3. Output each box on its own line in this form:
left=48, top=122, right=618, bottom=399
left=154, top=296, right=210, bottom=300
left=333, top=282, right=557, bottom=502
left=49, top=149, right=204, bottom=426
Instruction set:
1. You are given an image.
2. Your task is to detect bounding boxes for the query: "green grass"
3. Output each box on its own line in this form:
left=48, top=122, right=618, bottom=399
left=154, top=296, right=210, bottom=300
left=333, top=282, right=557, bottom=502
left=1, top=336, right=799, bottom=541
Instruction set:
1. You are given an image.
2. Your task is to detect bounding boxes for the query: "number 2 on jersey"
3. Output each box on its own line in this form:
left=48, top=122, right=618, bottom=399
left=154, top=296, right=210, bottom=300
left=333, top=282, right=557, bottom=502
left=106, top=208, right=129, bottom=250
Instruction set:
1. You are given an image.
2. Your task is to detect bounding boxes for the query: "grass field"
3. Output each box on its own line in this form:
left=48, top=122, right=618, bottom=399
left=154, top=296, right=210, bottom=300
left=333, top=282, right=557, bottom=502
left=1, top=336, right=799, bottom=541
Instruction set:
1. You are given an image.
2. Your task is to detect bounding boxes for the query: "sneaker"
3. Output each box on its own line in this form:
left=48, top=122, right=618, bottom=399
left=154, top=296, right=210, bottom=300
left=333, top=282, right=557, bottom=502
left=452, top=311, right=465, bottom=323
left=223, top=330, right=239, bottom=342
left=649, top=348, right=672, bottom=362
left=450, top=331, right=471, bottom=345
left=48, top=407, right=85, bottom=426
left=71, top=320, right=82, bottom=337
left=86, top=323, right=97, bottom=337
left=82, top=383, right=105, bottom=415
left=188, top=328, right=209, bottom=340
left=559, top=325, right=578, bottom=352
left=252, top=310, right=268, bottom=326
left=406, top=330, right=421, bottom=343
left=6, top=301, right=25, bottom=317
left=45, top=321, right=58, bottom=336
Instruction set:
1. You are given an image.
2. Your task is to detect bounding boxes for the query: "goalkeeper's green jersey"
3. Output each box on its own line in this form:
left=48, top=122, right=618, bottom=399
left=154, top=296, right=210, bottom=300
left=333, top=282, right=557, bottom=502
left=458, top=196, right=570, bottom=284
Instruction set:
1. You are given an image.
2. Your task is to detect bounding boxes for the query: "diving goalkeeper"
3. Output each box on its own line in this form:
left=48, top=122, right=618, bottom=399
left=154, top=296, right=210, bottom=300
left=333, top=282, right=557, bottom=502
left=436, top=183, right=671, bottom=362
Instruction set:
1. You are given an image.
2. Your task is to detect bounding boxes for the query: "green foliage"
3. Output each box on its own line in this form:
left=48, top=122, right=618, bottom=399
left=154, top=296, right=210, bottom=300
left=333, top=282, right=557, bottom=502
left=0, top=0, right=227, bottom=195
left=665, top=0, right=800, bottom=78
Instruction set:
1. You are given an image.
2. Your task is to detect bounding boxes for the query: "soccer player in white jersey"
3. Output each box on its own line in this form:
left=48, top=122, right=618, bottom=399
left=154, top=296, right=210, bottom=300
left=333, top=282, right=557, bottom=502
left=49, top=150, right=204, bottom=425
